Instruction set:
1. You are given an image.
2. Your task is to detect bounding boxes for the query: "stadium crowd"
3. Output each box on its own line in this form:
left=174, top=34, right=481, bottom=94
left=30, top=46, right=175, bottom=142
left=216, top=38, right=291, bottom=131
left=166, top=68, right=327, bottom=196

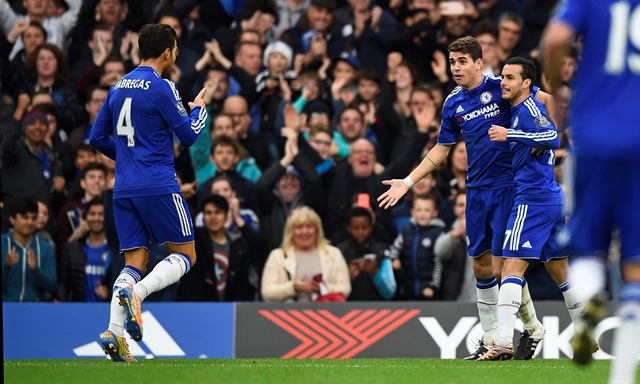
left=0, top=0, right=622, bottom=303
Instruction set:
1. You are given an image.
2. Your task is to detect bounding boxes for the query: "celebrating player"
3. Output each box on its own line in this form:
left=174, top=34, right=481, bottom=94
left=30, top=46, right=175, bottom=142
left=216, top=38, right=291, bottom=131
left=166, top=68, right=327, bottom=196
left=90, top=23, right=207, bottom=362
left=477, top=57, right=587, bottom=360
left=378, top=36, right=553, bottom=360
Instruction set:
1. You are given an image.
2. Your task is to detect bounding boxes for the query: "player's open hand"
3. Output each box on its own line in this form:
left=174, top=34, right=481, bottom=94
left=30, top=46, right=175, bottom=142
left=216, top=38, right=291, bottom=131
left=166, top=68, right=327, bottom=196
left=377, top=179, right=410, bottom=209
left=189, top=87, right=207, bottom=109
left=488, top=124, right=507, bottom=142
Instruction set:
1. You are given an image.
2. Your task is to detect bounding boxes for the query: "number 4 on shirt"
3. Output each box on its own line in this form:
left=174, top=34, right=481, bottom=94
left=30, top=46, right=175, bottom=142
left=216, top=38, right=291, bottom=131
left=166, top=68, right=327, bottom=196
left=117, top=97, right=135, bottom=147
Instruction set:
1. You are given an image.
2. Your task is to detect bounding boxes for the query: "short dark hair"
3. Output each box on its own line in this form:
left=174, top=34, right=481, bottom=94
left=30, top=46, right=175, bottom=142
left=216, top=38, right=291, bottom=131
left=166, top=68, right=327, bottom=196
left=138, top=23, right=177, bottom=61
left=8, top=198, right=38, bottom=218
left=473, top=19, right=499, bottom=40
left=211, top=135, right=241, bottom=155
left=345, top=206, right=373, bottom=226
left=201, top=194, right=229, bottom=214
left=505, top=56, right=537, bottom=91
left=355, top=69, right=381, bottom=86
left=82, top=162, right=108, bottom=179
left=24, top=20, right=47, bottom=40
left=86, top=84, right=110, bottom=103
left=449, top=36, right=483, bottom=62
left=413, top=193, right=438, bottom=208
left=211, top=175, right=237, bottom=192
left=83, top=198, right=105, bottom=219
left=75, top=143, right=98, bottom=158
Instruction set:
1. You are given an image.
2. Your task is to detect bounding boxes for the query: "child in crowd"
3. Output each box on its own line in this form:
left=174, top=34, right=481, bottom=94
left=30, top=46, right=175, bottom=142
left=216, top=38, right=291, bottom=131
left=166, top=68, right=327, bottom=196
left=337, top=206, right=391, bottom=301
left=388, top=193, right=446, bottom=300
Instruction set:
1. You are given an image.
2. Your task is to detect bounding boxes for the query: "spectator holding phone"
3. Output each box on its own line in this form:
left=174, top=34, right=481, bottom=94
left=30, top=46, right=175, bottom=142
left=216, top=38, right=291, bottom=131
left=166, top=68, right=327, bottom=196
left=261, top=206, right=351, bottom=302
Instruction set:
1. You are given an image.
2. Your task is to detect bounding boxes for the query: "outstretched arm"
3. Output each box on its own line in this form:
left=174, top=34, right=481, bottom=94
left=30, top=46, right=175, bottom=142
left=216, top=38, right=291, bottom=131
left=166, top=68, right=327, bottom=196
left=377, top=143, right=450, bottom=209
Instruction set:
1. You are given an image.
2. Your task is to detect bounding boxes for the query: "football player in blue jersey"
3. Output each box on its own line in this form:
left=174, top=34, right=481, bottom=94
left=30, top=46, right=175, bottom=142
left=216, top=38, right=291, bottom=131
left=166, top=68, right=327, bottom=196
left=378, top=36, right=554, bottom=360
left=90, top=23, right=208, bottom=362
left=543, top=0, right=640, bottom=379
left=477, top=57, right=587, bottom=360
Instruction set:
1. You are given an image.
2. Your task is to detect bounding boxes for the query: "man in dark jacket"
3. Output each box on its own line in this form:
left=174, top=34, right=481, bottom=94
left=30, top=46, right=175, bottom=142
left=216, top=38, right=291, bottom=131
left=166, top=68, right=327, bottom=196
left=176, top=194, right=263, bottom=302
left=1, top=108, right=65, bottom=233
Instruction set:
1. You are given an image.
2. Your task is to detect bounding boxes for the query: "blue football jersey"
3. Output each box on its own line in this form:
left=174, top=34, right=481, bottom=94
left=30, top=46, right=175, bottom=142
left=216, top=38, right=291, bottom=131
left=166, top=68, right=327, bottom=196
left=438, top=76, right=514, bottom=188
left=552, top=0, right=640, bottom=159
left=506, top=95, right=563, bottom=205
left=90, top=66, right=207, bottom=198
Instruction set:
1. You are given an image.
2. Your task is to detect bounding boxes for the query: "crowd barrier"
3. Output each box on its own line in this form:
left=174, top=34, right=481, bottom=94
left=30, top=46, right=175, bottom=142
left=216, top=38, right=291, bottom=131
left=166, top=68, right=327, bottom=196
left=3, top=302, right=623, bottom=360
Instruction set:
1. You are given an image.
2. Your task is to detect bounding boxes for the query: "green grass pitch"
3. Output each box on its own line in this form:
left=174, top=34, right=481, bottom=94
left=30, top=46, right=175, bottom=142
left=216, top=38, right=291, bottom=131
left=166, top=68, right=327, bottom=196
left=5, top=358, right=633, bottom=384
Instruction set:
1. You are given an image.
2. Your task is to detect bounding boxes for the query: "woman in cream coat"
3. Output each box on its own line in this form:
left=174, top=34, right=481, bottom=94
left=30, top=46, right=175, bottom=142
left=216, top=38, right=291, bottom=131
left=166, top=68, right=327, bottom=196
left=261, top=207, right=351, bottom=302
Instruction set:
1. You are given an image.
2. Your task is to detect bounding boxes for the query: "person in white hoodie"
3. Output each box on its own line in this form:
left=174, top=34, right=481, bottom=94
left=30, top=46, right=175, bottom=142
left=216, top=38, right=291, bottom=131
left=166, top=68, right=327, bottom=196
left=0, top=0, right=81, bottom=60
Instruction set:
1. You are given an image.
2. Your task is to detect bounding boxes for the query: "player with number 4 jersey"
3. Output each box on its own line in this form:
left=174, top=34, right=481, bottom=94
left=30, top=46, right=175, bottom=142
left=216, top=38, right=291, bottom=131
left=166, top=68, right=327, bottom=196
left=90, top=24, right=207, bottom=363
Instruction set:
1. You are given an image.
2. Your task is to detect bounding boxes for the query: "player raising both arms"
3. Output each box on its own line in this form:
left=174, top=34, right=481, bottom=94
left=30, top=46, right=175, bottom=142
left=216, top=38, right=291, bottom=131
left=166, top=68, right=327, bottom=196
left=378, top=36, right=554, bottom=360
left=90, top=23, right=207, bottom=362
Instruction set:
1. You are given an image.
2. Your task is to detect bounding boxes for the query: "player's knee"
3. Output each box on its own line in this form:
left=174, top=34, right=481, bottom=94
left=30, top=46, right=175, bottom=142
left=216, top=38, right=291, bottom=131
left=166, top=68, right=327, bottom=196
left=472, top=260, right=493, bottom=279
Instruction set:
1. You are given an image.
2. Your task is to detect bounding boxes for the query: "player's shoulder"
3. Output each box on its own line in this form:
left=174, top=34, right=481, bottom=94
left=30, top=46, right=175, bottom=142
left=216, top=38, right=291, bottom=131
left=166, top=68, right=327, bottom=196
left=443, top=85, right=464, bottom=108
left=519, top=96, right=553, bottom=128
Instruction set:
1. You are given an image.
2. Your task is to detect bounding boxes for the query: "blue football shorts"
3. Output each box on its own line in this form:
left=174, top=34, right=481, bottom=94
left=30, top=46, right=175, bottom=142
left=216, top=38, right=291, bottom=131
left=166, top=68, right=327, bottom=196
left=566, top=155, right=640, bottom=264
left=114, top=193, right=194, bottom=251
left=502, top=203, right=566, bottom=261
left=465, top=186, right=514, bottom=257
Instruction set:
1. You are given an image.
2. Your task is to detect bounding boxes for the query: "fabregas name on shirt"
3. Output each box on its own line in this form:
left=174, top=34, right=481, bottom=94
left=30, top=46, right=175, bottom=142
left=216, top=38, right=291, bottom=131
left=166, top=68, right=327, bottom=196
left=114, top=78, right=151, bottom=90
left=462, top=102, right=501, bottom=122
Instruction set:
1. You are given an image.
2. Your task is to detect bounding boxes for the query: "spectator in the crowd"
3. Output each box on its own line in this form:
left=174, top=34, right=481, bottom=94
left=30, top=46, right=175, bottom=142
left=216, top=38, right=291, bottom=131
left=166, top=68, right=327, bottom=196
left=324, top=101, right=435, bottom=243
left=223, top=95, right=273, bottom=171
left=474, top=0, right=521, bottom=22
left=273, top=0, right=310, bottom=39
left=195, top=136, right=256, bottom=211
left=389, top=170, right=442, bottom=234
left=156, top=7, right=202, bottom=80
left=280, top=0, right=346, bottom=68
left=436, top=140, right=467, bottom=201
left=67, top=0, right=145, bottom=69
left=57, top=162, right=107, bottom=256
left=32, top=102, right=75, bottom=183
left=76, top=57, right=126, bottom=105
left=1, top=108, right=66, bottom=232
left=20, top=43, right=85, bottom=133
left=496, top=11, right=524, bottom=67
left=191, top=112, right=263, bottom=191
left=69, top=22, right=115, bottom=84
left=0, top=0, right=81, bottom=61
left=34, top=196, right=56, bottom=251
left=69, top=85, right=109, bottom=151
left=57, top=197, right=112, bottom=302
left=65, top=143, right=99, bottom=200
left=474, top=19, right=500, bottom=76
left=211, top=5, right=277, bottom=57
left=434, top=188, right=474, bottom=301
left=177, top=194, right=260, bottom=302
left=386, top=8, right=441, bottom=83
left=254, top=127, right=324, bottom=257
left=337, top=206, right=390, bottom=300
left=333, top=0, right=397, bottom=74
left=388, top=193, right=445, bottom=300
left=261, top=206, right=351, bottom=302
left=256, top=41, right=300, bottom=144
left=2, top=198, right=57, bottom=302
left=560, top=43, right=579, bottom=84
left=1, top=20, right=47, bottom=98
left=329, top=53, right=359, bottom=114
left=194, top=175, right=261, bottom=234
